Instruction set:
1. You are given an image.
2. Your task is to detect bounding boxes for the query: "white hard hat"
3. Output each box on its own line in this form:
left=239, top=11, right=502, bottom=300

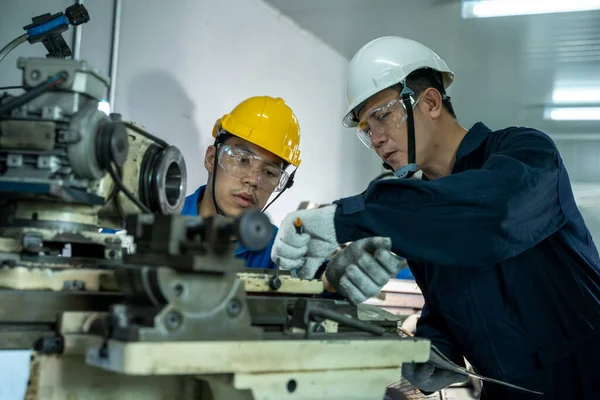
left=342, top=36, right=455, bottom=127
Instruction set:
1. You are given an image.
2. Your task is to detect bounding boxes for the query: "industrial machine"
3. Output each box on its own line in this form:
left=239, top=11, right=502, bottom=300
left=0, top=5, right=431, bottom=400
left=1, top=5, right=541, bottom=399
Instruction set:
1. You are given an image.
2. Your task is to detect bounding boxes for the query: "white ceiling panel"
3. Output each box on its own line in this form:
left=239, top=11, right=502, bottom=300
left=264, top=0, right=600, bottom=180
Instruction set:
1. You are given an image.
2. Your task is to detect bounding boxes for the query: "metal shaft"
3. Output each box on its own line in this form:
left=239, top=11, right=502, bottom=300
left=108, top=0, right=122, bottom=107
left=310, top=307, right=385, bottom=336
left=72, top=0, right=84, bottom=60
left=0, top=34, right=28, bottom=64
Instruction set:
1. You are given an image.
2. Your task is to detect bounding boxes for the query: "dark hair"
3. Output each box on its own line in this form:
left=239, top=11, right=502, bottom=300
left=398, top=68, right=457, bottom=119
left=213, top=130, right=290, bottom=170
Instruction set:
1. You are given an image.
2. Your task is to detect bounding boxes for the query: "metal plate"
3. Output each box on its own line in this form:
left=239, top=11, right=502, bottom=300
left=86, top=338, right=431, bottom=376
left=0, top=290, right=124, bottom=323
left=239, top=272, right=324, bottom=295
left=0, top=181, right=105, bottom=205
left=0, top=120, right=56, bottom=150
left=0, top=323, right=55, bottom=349
left=246, top=296, right=342, bottom=327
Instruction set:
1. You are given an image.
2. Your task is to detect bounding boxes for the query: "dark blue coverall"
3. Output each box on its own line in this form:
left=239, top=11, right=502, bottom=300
left=333, top=122, right=600, bottom=399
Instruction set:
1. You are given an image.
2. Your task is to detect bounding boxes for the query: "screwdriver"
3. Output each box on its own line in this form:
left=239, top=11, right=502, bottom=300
left=268, top=257, right=282, bottom=290
left=295, top=217, right=303, bottom=234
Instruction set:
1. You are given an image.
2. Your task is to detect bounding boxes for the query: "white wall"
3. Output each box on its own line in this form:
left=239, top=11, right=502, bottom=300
left=571, top=183, right=600, bottom=243
left=114, top=0, right=381, bottom=225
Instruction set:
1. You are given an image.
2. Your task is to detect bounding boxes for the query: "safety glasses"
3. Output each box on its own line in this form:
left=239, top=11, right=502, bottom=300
left=217, top=145, right=290, bottom=192
left=356, top=96, right=418, bottom=149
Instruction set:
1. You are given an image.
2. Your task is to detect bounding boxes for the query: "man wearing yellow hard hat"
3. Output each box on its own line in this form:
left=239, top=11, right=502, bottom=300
left=181, top=96, right=301, bottom=269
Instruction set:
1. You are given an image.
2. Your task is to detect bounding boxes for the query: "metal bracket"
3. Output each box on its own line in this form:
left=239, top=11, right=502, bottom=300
left=22, top=232, right=44, bottom=254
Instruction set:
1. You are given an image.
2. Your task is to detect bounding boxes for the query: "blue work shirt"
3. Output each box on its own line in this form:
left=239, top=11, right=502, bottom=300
left=395, top=265, right=415, bottom=280
left=334, top=122, right=600, bottom=399
left=182, top=185, right=278, bottom=269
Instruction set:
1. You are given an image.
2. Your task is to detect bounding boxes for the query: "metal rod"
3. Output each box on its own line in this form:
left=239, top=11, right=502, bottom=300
left=108, top=0, right=122, bottom=107
left=310, top=307, right=385, bottom=336
left=0, top=34, right=28, bottom=64
left=72, top=0, right=84, bottom=60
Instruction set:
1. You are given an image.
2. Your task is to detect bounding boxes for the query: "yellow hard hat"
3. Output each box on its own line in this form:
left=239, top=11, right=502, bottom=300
left=212, top=96, right=302, bottom=167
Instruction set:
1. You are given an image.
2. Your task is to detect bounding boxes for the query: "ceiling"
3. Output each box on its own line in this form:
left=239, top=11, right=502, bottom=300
left=264, top=0, right=600, bottom=180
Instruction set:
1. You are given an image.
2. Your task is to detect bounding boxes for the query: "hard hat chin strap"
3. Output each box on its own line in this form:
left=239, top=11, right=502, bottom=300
left=211, top=147, right=226, bottom=216
left=391, top=81, right=419, bottom=179
left=261, top=169, right=296, bottom=213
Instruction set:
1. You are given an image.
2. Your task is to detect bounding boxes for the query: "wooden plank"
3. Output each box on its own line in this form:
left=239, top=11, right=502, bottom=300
left=379, top=307, right=422, bottom=316
left=381, top=279, right=422, bottom=295
left=365, top=293, right=424, bottom=309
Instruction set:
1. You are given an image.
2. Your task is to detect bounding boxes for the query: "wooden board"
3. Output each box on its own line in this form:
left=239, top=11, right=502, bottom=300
left=380, top=280, right=422, bottom=295
left=364, top=279, right=425, bottom=317
left=379, top=307, right=423, bottom=316
left=364, top=293, right=424, bottom=309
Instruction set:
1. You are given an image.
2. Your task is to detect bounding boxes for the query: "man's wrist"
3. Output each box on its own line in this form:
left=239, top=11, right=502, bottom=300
left=322, top=268, right=337, bottom=293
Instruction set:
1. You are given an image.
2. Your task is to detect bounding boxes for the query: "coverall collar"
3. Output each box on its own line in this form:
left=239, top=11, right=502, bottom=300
left=422, top=122, right=491, bottom=181
left=454, top=122, right=492, bottom=166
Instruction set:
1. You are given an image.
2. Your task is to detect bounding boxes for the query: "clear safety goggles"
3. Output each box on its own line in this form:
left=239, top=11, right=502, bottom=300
left=217, top=145, right=290, bottom=192
left=356, top=97, right=419, bottom=149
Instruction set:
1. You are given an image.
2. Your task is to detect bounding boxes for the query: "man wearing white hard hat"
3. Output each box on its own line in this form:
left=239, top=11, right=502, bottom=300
left=271, top=36, right=600, bottom=399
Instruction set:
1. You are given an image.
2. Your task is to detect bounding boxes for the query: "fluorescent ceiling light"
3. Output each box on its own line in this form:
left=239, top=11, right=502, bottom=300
left=98, top=100, right=111, bottom=116
left=545, top=107, right=600, bottom=121
left=463, top=0, right=600, bottom=19
left=552, top=87, right=600, bottom=104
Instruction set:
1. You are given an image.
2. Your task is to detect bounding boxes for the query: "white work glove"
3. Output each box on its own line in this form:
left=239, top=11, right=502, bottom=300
left=324, top=237, right=401, bottom=304
left=271, top=205, right=338, bottom=279
left=402, top=362, right=468, bottom=393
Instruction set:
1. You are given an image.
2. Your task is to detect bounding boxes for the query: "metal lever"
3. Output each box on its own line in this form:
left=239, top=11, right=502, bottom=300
left=289, top=298, right=384, bottom=337
left=268, top=258, right=282, bottom=290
